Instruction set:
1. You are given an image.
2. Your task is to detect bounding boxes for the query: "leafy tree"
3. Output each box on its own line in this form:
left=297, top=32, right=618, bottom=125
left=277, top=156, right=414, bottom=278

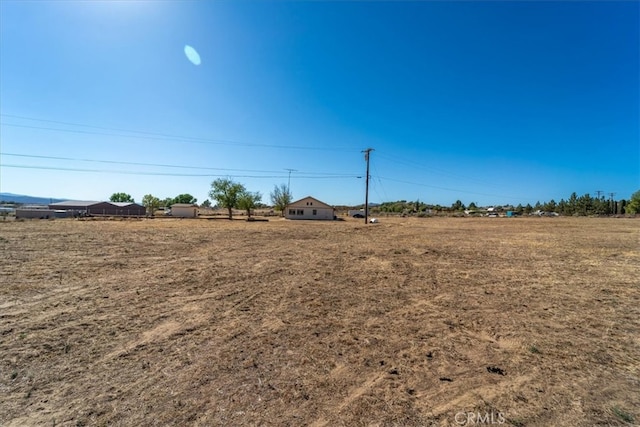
left=468, top=202, right=478, bottom=210
left=110, top=192, right=134, bottom=203
left=161, top=197, right=174, bottom=208
left=451, top=200, right=465, bottom=211
left=237, top=191, right=262, bottom=218
left=270, top=184, right=292, bottom=216
left=142, top=194, right=160, bottom=216
left=515, top=204, right=524, bottom=214
left=524, top=203, right=533, bottom=214
left=625, top=190, right=640, bottom=214
left=209, top=178, right=246, bottom=219
left=172, top=194, right=197, bottom=205
left=200, top=199, right=211, bottom=208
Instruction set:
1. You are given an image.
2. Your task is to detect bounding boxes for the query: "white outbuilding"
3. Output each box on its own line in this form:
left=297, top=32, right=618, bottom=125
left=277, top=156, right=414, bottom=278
left=285, top=196, right=335, bottom=220
left=169, top=204, right=198, bottom=218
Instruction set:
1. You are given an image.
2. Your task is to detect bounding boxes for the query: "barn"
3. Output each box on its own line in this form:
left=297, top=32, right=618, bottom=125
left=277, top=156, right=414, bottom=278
left=110, top=202, right=146, bottom=216
left=49, top=201, right=146, bottom=217
left=285, top=196, right=335, bottom=220
left=16, top=208, right=56, bottom=219
left=169, top=204, right=198, bottom=218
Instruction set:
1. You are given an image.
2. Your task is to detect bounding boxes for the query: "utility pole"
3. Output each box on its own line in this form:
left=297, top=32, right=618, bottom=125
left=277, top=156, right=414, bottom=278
left=595, top=190, right=603, bottom=199
left=362, top=148, right=374, bottom=224
left=284, top=169, right=297, bottom=194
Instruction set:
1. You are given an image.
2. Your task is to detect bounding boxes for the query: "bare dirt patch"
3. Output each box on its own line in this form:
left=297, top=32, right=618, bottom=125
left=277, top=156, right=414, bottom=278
left=1, top=217, right=638, bottom=426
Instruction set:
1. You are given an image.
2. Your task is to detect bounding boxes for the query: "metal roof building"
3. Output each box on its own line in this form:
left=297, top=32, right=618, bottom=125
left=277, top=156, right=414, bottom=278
left=48, top=201, right=145, bottom=217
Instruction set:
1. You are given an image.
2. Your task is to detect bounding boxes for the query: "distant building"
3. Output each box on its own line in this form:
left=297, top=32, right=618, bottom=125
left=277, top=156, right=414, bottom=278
left=49, top=201, right=145, bottom=216
left=285, top=196, right=335, bottom=220
left=169, top=204, right=198, bottom=218
left=16, top=208, right=55, bottom=219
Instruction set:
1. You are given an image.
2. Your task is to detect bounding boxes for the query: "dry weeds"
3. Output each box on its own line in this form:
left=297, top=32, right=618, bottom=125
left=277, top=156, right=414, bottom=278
left=1, top=216, right=638, bottom=426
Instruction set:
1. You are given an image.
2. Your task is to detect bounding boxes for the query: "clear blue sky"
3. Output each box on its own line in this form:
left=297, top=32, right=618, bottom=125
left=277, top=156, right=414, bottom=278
left=1, top=0, right=638, bottom=207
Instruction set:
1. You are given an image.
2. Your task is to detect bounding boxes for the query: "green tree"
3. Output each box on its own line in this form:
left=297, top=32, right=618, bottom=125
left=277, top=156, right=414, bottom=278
left=524, top=203, right=533, bottom=214
left=172, top=194, right=197, bottom=205
left=543, top=199, right=557, bottom=212
left=557, top=199, right=567, bottom=215
left=468, top=202, right=478, bottom=210
left=270, top=184, right=292, bottom=216
left=200, top=199, right=211, bottom=208
left=142, top=194, right=160, bottom=216
left=451, top=200, right=465, bottom=211
left=567, top=192, right=578, bottom=215
left=625, top=190, right=640, bottom=214
left=592, top=197, right=609, bottom=215
left=577, top=193, right=593, bottom=216
left=110, top=192, right=134, bottom=203
left=161, top=197, right=173, bottom=208
left=209, top=178, right=246, bottom=219
left=238, top=191, right=262, bottom=218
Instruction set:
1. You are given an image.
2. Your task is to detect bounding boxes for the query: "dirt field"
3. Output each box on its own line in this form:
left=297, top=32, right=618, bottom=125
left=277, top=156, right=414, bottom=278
left=1, top=216, right=638, bottom=426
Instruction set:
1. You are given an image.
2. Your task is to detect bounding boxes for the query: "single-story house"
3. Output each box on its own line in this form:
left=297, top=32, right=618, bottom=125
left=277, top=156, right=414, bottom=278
left=48, top=201, right=146, bottom=216
left=169, top=204, right=198, bottom=218
left=285, top=196, right=335, bottom=220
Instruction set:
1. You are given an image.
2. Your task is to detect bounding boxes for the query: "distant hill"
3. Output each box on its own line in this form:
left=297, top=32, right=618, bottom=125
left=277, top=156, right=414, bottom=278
left=0, top=193, right=67, bottom=205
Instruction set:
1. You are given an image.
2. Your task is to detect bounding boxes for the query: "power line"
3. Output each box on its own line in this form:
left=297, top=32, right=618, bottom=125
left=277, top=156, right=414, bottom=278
left=0, top=163, right=361, bottom=179
left=374, top=175, right=524, bottom=201
left=0, top=115, right=359, bottom=152
left=0, top=152, right=358, bottom=177
left=376, top=151, right=509, bottom=191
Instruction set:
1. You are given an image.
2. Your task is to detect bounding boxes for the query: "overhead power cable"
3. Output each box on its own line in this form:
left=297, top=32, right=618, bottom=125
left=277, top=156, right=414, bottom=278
left=0, top=152, right=359, bottom=177
left=0, top=114, right=359, bottom=152
left=374, top=175, right=523, bottom=201
left=0, top=163, right=361, bottom=179
left=376, top=151, right=507, bottom=190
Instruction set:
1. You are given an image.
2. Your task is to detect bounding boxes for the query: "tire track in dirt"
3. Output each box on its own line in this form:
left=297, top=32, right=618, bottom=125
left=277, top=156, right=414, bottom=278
left=310, top=364, right=385, bottom=427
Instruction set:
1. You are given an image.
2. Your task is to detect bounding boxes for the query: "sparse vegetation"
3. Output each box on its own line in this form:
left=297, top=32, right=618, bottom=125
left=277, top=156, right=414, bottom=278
left=0, top=217, right=637, bottom=425
left=529, top=345, right=541, bottom=354
left=612, top=406, right=635, bottom=424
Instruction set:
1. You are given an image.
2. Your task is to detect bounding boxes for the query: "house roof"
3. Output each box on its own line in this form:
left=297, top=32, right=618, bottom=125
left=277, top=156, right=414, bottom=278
left=171, top=203, right=198, bottom=208
left=287, top=196, right=334, bottom=210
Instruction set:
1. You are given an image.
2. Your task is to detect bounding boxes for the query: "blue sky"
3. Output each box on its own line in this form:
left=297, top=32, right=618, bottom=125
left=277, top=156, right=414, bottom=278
left=1, top=0, right=638, bottom=207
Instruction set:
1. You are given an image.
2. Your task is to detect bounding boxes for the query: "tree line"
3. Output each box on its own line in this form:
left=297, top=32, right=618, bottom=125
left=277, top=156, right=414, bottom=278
left=111, top=179, right=293, bottom=219
left=371, top=190, right=640, bottom=216
left=110, top=187, right=640, bottom=217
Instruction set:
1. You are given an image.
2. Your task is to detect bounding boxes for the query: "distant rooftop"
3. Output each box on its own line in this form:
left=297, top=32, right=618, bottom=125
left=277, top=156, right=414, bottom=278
left=111, top=202, right=140, bottom=207
left=49, top=200, right=103, bottom=207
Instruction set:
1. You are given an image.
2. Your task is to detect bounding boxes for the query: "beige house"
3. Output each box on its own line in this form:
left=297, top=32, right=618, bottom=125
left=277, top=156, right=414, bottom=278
left=285, top=196, right=335, bottom=220
left=169, top=204, right=198, bottom=218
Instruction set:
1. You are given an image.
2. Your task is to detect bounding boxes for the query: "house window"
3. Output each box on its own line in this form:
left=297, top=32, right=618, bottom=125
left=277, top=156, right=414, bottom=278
left=313, top=209, right=317, bottom=215
left=289, top=209, right=295, bottom=215
left=297, top=209, right=304, bottom=215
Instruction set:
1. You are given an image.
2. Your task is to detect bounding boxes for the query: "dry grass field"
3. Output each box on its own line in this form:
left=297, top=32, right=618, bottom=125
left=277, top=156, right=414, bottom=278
left=1, top=216, right=638, bottom=426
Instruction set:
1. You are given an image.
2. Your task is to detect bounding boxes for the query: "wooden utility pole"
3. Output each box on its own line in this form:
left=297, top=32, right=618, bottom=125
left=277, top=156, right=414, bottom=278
left=363, top=148, right=374, bottom=224
left=284, top=169, right=297, bottom=194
